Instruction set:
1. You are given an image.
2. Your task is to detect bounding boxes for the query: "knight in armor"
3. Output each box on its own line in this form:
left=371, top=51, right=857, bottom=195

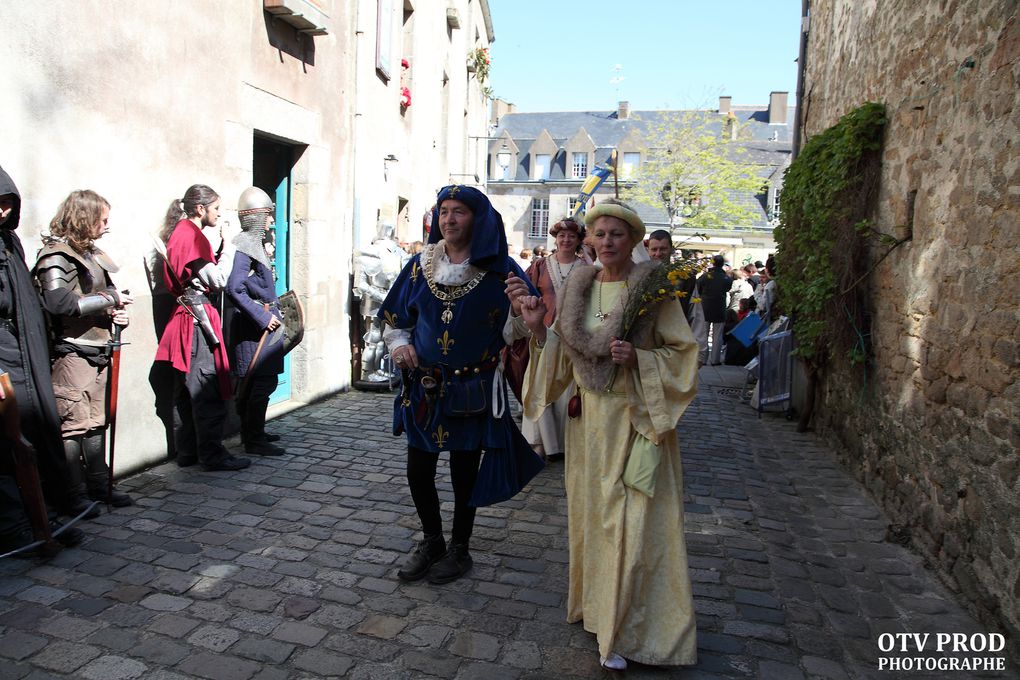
left=356, top=221, right=403, bottom=382
left=226, top=187, right=285, bottom=457
left=33, top=190, right=134, bottom=511
left=0, top=166, right=86, bottom=553
left=155, top=185, right=250, bottom=472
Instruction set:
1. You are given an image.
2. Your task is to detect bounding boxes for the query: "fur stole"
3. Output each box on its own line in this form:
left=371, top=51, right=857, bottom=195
left=556, top=260, right=662, bottom=391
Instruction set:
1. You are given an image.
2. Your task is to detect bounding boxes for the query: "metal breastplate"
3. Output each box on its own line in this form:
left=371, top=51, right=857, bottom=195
left=37, top=244, right=114, bottom=346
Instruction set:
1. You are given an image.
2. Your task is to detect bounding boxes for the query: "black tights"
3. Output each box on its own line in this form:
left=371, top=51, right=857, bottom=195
left=406, top=446, right=482, bottom=545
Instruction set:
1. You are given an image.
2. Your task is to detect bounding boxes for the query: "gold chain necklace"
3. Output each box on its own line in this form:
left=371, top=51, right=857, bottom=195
left=422, top=245, right=487, bottom=324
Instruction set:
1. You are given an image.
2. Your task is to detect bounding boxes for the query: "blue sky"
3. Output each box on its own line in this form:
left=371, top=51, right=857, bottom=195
left=487, top=0, right=802, bottom=112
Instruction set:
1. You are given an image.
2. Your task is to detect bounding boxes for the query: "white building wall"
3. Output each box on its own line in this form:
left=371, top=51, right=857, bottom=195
left=0, top=0, right=357, bottom=473
left=354, top=0, right=493, bottom=249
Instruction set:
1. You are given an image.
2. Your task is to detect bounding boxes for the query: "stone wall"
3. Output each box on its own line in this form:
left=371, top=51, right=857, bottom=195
left=801, top=0, right=1020, bottom=645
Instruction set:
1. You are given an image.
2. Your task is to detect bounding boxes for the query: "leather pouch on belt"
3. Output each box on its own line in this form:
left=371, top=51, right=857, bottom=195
left=445, top=378, right=488, bottom=417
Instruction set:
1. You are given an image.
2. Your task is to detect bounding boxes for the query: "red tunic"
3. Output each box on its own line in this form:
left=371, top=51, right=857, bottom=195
left=154, top=219, right=232, bottom=398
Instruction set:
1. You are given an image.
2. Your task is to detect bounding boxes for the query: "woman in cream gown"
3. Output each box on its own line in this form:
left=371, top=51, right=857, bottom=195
left=507, top=199, right=699, bottom=670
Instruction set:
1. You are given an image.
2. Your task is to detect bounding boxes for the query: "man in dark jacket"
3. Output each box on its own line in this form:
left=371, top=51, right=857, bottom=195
left=697, top=254, right=733, bottom=365
left=0, top=165, right=87, bottom=554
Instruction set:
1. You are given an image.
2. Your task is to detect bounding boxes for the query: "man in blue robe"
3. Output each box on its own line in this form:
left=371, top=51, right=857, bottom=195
left=379, top=185, right=542, bottom=585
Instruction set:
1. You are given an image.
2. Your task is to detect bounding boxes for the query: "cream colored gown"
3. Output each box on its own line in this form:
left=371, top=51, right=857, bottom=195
left=523, top=282, right=699, bottom=665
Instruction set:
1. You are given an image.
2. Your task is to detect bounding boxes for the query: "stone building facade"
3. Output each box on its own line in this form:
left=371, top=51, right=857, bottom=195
left=486, top=97, right=793, bottom=265
left=799, top=0, right=1019, bottom=644
left=0, top=0, right=492, bottom=472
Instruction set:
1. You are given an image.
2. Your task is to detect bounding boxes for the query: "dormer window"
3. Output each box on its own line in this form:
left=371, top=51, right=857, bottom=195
left=621, top=152, right=641, bottom=179
left=571, top=152, right=588, bottom=179
left=534, top=154, right=551, bottom=180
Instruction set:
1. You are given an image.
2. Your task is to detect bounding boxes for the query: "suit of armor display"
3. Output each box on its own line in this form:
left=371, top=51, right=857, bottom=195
left=356, top=223, right=404, bottom=383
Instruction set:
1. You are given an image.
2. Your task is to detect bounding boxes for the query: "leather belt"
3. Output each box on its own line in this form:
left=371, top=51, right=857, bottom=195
left=415, top=355, right=499, bottom=382
left=179, top=293, right=212, bottom=307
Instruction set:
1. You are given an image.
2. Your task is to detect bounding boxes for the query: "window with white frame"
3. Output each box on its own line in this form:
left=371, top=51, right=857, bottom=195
left=622, top=152, right=641, bottom=179
left=770, top=186, right=782, bottom=220
left=565, top=197, right=581, bottom=217
left=534, top=154, right=551, bottom=180
left=529, top=198, right=549, bottom=238
left=571, top=152, right=588, bottom=179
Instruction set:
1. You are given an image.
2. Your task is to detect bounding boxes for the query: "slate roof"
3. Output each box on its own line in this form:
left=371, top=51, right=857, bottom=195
left=490, top=104, right=794, bottom=229
left=493, top=105, right=795, bottom=148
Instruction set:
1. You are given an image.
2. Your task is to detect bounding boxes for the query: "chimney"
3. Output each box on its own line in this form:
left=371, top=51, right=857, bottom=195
left=768, top=91, right=788, bottom=125
left=617, top=101, right=630, bottom=120
left=490, top=98, right=515, bottom=127
left=718, top=96, right=731, bottom=114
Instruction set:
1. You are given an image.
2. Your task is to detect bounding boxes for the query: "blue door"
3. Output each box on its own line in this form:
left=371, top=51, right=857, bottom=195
left=253, top=137, right=295, bottom=404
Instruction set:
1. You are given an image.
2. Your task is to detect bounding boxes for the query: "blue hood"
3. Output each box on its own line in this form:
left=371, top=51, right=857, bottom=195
left=428, top=185, right=510, bottom=274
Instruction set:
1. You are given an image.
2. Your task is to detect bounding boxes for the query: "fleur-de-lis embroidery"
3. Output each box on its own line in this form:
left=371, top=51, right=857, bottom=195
left=401, top=397, right=411, bottom=408
left=488, top=308, right=500, bottom=328
left=432, top=425, right=450, bottom=447
left=410, top=262, right=419, bottom=282
left=383, top=311, right=398, bottom=328
left=437, top=330, right=455, bottom=356
left=448, top=185, right=461, bottom=198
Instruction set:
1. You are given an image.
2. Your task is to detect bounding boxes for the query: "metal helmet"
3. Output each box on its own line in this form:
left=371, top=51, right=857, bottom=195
left=237, top=186, right=274, bottom=215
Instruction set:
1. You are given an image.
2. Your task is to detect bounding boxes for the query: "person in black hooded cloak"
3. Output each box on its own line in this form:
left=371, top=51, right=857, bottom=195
left=0, top=166, right=87, bottom=553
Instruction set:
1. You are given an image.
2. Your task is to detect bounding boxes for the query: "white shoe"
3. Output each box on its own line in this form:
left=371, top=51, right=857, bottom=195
left=599, top=652, right=627, bottom=671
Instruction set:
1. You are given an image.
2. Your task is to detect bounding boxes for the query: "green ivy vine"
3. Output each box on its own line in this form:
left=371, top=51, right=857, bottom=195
left=774, top=102, right=887, bottom=370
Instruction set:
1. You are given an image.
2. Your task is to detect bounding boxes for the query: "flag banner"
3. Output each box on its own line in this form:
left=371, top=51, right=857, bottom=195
left=571, top=151, right=616, bottom=220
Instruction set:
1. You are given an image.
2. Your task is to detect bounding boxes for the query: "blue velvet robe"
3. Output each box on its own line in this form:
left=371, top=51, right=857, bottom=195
left=378, top=253, right=542, bottom=506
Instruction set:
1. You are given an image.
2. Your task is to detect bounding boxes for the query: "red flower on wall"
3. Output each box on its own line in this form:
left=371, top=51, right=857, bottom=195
left=400, top=58, right=411, bottom=109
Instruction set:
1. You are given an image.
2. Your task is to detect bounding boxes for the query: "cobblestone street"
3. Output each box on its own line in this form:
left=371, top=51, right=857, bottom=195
left=0, top=367, right=1011, bottom=679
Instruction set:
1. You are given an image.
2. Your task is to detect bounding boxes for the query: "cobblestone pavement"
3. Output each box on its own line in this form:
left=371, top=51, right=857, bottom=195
left=0, top=367, right=1014, bottom=679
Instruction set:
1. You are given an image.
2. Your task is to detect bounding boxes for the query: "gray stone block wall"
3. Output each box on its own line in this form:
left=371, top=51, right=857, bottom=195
left=800, top=0, right=1020, bottom=651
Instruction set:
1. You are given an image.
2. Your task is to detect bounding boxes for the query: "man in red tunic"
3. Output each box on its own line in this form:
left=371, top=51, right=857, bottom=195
left=155, top=184, right=249, bottom=471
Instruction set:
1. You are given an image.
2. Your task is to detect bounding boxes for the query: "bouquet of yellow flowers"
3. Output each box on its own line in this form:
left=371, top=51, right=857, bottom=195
left=603, top=254, right=708, bottom=391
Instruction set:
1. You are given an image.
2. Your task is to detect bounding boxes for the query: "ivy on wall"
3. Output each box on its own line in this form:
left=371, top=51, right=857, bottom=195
left=774, top=102, right=887, bottom=370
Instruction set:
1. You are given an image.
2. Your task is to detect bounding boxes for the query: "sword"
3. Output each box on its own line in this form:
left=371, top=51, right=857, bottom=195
left=236, top=304, right=284, bottom=403
left=236, top=328, right=269, bottom=404
left=151, top=236, right=220, bottom=346
left=106, top=320, right=127, bottom=509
